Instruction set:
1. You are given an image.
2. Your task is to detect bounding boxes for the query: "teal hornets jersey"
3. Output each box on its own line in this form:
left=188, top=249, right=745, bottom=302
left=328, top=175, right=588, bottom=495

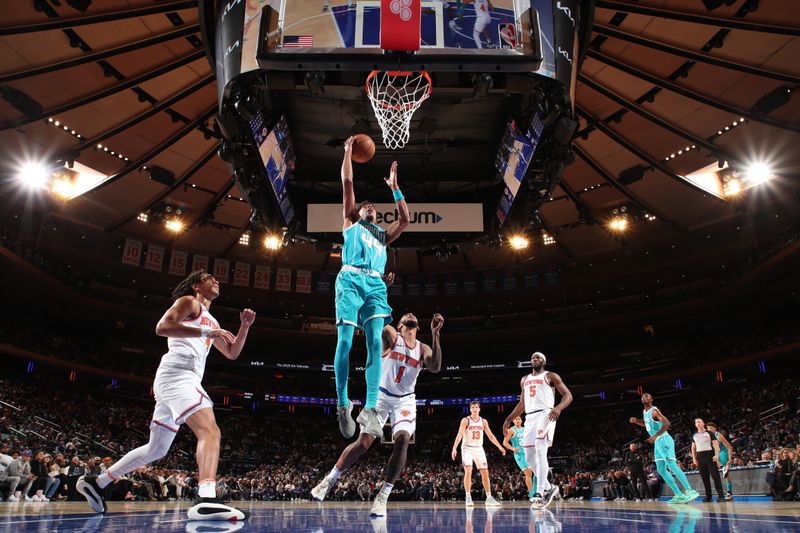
left=342, top=221, right=387, bottom=273
left=510, top=427, right=524, bottom=450
left=643, top=406, right=664, bottom=438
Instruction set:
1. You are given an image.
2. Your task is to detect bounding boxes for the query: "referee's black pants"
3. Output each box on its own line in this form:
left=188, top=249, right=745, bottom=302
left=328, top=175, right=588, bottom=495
left=697, top=451, right=724, bottom=499
left=629, top=468, right=651, bottom=499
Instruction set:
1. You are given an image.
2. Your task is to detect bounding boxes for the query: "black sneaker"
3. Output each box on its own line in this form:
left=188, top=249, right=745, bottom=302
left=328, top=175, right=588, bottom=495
left=187, top=497, right=250, bottom=521
left=76, top=476, right=107, bottom=513
left=541, top=486, right=560, bottom=509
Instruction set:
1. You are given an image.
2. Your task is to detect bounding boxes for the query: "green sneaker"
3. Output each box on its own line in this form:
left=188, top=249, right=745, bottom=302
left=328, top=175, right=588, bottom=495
left=680, top=489, right=699, bottom=503
left=667, top=493, right=684, bottom=504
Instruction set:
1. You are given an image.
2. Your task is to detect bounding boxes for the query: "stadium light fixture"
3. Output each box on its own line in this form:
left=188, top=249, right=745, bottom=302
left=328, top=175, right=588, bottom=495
left=743, top=162, right=772, bottom=186
left=608, top=216, right=628, bottom=232
left=264, top=235, right=282, bottom=250
left=239, top=232, right=250, bottom=246
left=509, top=235, right=529, bottom=250
left=165, top=219, right=184, bottom=233
left=16, top=161, right=50, bottom=190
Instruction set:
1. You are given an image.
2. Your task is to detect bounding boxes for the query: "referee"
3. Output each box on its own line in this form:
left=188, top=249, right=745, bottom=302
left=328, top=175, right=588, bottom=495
left=692, top=417, right=725, bottom=502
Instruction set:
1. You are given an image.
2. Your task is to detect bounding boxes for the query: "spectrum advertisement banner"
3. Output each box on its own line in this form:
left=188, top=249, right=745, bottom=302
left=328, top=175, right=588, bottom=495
left=306, top=203, right=484, bottom=233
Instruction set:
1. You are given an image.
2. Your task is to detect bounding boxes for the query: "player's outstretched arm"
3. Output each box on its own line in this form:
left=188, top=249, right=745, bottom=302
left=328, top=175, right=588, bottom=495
left=215, top=308, right=256, bottom=360
left=503, top=376, right=526, bottom=434
left=502, top=428, right=517, bottom=453
left=484, top=420, right=506, bottom=455
left=628, top=417, right=646, bottom=427
left=341, top=136, right=356, bottom=229
left=384, top=161, right=410, bottom=244
left=451, top=418, right=467, bottom=460
left=547, top=372, right=573, bottom=421
left=423, top=313, right=444, bottom=373
left=155, top=296, right=235, bottom=343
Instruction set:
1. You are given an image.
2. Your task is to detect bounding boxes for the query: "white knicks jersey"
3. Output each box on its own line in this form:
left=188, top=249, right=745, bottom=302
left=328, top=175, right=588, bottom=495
left=474, top=0, right=489, bottom=15
left=159, top=302, right=219, bottom=380
left=380, top=335, right=423, bottom=396
left=523, top=372, right=555, bottom=413
left=463, top=416, right=485, bottom=447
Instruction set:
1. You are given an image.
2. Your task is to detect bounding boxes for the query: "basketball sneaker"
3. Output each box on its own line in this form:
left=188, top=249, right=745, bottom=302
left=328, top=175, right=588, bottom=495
left=724, top=493, right=733, bottom=501
left=485, top=495, right=502, bottom=507
left=530, top=493, right=543, bottom=507
left=7, top=495, right=18, bottom=502
left=465, top=494, right=474, bottom=507
left=667, top=493, right=684, bottom=504
left=187, top=497, right=249, bottom=521
left=370, top=492, right=389, bottom=517
left=76, top=476, right=107, bottom=513
left=311, top=477, right=333, bottom=501
left=680, top=489, right=699, bottom=503
left=356, top=408, right=383, bottom=438
left=541, top=486, right=559, bottom=509
left=337, top=402, right=356, bottom=438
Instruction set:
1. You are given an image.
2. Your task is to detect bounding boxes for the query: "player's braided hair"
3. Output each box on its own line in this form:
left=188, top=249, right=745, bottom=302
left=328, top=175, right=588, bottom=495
left=171, top=270, right=205, bottom=300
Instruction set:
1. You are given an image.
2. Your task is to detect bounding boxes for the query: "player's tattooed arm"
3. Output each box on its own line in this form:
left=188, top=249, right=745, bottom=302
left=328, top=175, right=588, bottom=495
left=424, top=313, right=444, bottom=373
left=156, top=296, right=235, bottom=343
left=503, top=376, right=527, bottom=434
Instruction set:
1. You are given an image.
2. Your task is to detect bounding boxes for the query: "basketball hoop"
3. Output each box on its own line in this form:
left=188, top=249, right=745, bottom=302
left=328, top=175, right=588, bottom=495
left=366, top=70, right=432, bottom=150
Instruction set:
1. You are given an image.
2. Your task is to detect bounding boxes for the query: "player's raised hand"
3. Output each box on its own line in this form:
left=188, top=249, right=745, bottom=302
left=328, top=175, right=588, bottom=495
left=431, top=313, right=444, bottom=334
left=343, top=136, right=355, bottom=155
left=383, top=272, right=396, bottom=286
left=384, top=161, right=399, bottom=190
left=628, top=417, right=637, bottom=424
left=209, top=329, right=236, bottom=345
left=240, top=308, right=256, bottom=327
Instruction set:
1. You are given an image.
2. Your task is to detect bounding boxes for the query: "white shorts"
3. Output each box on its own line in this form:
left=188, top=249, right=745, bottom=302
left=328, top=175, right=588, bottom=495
left=474, top=13, right=491, bottom=33
left=151, top=368, right=214, bottom=432
left=359, top=393, right=417, bottom=437
left=523, top=410, right=556, bottom=448
left=461, top=445, right=488, bottom=469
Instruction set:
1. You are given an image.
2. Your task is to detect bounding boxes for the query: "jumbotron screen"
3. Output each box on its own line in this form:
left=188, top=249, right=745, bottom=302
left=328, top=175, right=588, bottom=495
left=248, top=112, right=296, bottom=225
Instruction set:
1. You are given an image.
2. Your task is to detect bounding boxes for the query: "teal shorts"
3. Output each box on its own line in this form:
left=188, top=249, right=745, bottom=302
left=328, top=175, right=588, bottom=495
left=335, top=270, right=392, bottom=329
left=718, top=450, right=729, bottom=468
left=653, top=433, right=677, bottom=462
left=514, top=452, right=530, bottom=471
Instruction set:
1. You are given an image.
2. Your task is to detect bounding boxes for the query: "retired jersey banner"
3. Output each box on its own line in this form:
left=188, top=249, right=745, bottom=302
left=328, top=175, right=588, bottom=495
left=296, top=270, right=312, bottom=293
left=213, top=259, right=230, bottom=284
left=276, top=268, right=292, bottom=292
left=233, top=262, right=250, bottom=287
left=254, top=265, right=271, bottom=289
left=121, top=238, right=142, bottom=266
left=192, top=254, right=209, bottom=273
left=144, top=244, right=164, bottom=272
left=423, top=275, right=438, bottom=296
left=168, top=250, right=187, bottom=276
left=502, top=270, right=517, bottom=290
left=306, top=203, right=484, bottom=233
left=313, top=272, right=332, bottom=293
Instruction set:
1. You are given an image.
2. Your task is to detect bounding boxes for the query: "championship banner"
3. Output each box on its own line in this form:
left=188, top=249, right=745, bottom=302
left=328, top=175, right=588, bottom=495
left=307, top=203, right=484, bottom=233
left=423, top=275, right=438, bottom=296
left=144, top=244, right=164, bottom=272
left=444, top=274, right=458, bottom=295
left=463, top=273, right=477, bottom=293
left=234, top=262, right=251, bottom=287
left=213, top=259, right=230, bottom=284
left=313, top=272, right=332, bottom=293
left=169, top=250, right=187, bottom=276
left=407, top=275, right=421, bottom=296
left=296, top=270, right=312, bottom=294
left=482, top=271, right=496, bottom=292
left=502, top=270, right=517, bottom=290
left=121, top=238, right=142, bottom=266
left=524, top=267, right=538, bottom=288
left=192, top=254, right=209, bottom=274
left=276, top=267, right=292, bottom=292
left=254, top=265, right=271, bottom=289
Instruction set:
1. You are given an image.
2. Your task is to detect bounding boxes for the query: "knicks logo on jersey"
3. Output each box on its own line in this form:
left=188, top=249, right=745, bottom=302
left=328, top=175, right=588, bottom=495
left=401, top=410, right=411, bottom=417
left=387, top=350, right=420, bottom=367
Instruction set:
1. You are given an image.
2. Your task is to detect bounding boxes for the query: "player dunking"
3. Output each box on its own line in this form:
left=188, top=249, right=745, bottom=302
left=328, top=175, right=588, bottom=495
left=334, top=136, right=410, bottom=438
left=312, top=312, right=444, bottom=516
left=503, top=352, right=572, bottom=509
left=629, top=393, right=699, bottom=504
left=451, top=401, right=506, bottom=507
left=76, top=271, right=253, bottom=521
left=463, top=0, right=494, bottom=48
left=503, top=416, right=536, bottom=500
left=706, top=422, right=734, bottom=500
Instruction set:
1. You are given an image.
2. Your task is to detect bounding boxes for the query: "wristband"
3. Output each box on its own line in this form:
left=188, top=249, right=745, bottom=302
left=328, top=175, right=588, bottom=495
left=199, top=326, right=212, bottom=338
left=392, top=189, right=404, bottom=202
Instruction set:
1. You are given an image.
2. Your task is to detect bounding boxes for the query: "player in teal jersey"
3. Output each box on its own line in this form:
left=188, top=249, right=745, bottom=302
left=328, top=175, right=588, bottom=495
left=629, top=393, right=699, bottom=504
left=706, top=422, right=734, bottom=500
left=503, top=416, right=536, bottom=499
left=334, top=136, right=410, bottom=438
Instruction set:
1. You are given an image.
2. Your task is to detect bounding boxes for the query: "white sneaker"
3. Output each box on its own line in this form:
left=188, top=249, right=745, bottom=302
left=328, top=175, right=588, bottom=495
left=7, top=495, right=18, bottom=502
left=370, top=492, right=388, bottom=517
left=465, top=495, right=474, bottom=507
left=541, top=486, right=559, bottom=509
left=311, top=477, right=333, bottom=501
left=39, top=496, right=49, bottom=502
left=485, top=495, right=502, bottom=507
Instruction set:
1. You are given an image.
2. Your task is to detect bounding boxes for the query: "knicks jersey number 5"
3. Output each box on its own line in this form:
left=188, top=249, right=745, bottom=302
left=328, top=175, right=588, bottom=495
left=523, top=372, right=555, bottom=413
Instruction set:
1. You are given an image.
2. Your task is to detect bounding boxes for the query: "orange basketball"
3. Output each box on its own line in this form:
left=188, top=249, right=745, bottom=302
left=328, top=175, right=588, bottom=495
left=351, top=134, right=376, bottom=163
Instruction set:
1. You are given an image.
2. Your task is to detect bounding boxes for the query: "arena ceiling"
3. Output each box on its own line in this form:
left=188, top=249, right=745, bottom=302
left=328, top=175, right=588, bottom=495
left=0, top=0, right=798, bottom=274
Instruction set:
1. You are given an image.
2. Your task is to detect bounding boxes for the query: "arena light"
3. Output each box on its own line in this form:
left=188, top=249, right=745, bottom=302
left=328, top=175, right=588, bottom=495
left=137, top=212, right=149, bottom=223
left=743, top=162, right=773, bottom=186
left=50, top=177, right=76, bottom=199
left=264, top=235, right=282, bottom=250
left=238, top=232, right=250, bottom=246
left=165, top=219, right=184, bottom=233
left=542, top=233, right=556, bottom=246
left=16, top=161, right=50, bottom=189
left=722, top=178, right=741, bottom=198
left=509, top=235, right=529, bottom=250
left=608, top=216, right=628, bottom=232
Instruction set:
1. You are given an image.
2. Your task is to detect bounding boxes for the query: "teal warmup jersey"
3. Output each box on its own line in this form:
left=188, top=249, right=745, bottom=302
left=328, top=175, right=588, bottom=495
left=644, top=406, right=676, bottom=462
left=511, top=427, right=530, bottom=470
left=335, top=221, right=392, bottom=328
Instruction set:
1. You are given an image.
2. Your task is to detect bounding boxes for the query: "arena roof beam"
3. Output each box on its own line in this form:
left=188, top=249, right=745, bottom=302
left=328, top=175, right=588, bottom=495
left=93, top=105, right=216, bottom=196
left=537, top=214, right=574, bottom=258
left=575, top=105, right=720, bottom=201
left=595, top=1, right=800, bottom=36
left=558, top=179, right=598, bottom=226
left=107, top=144, right=219, bottom=232
left=0, top=50, right=206, bottom=132
left=587, top=49, right=800, bottom=134
left=578, top=74, right=737, bottom=163
left=186, top=178, right=237, bottom=230
left=572, top=144, right=685, bottom=231
left=0, top=24, right=200, bottom=84
left=0, top=0, right=198, bottom=36
left=592, top=23, right=800, bottom=85
left=67, top=75, right=213, bottom=157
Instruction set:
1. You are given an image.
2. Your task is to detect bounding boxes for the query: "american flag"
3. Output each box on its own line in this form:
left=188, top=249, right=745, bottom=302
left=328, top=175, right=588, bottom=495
left=283, top=35, right=314, bottom=48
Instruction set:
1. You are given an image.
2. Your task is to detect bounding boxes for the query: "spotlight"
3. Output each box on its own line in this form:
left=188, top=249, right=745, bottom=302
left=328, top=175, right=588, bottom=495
left=744, top=162, right=772, bottom=185
left=165, top=219, right=183, bottom=232
left=608, top=216, right=628, bottom=232
left=238, top=232, right=250, bottom=246
left=16, top=162, right=50, bottom=189
left=137, top=212, right=149, bottom=223
left=542, top=233, right=556, bottom=246
left=264, top=235, right=282, bottom=250
left=722, top=178, right=741, bottom=197
left=509, top=235, right=529, bottom=250
left=50, top=178, right=75, bottom=199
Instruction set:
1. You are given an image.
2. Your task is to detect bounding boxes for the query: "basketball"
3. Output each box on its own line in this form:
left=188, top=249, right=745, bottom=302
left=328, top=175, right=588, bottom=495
left=351, top=134, right=376, bottom=163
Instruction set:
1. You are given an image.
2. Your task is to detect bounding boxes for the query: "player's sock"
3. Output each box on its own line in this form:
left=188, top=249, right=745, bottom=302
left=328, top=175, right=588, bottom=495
left=667, top=459, right=692, bottom=491
left=198, top=479, right=216, bottom=498
left=472, top=30, right=483, bottom=49
left=363, top=319, right=383, bottom=409
left=726, top=481, right=732, bottom=493
left=534, top=445, right=550, bottom=494
left=334, top=325, right=355, bottom=406
left=656, top=461, right=683, bottom=497
left=327, top=466, right=344, bottom=482
left=379, top=483, right=393, bottom=497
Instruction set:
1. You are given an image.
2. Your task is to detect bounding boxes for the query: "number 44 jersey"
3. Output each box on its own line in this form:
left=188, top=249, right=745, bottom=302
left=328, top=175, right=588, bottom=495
left=380, top=334, right=423, bottom=396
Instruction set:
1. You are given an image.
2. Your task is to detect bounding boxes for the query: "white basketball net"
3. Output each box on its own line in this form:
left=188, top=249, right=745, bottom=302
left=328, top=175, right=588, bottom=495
left=366, top=70, right=431, bottom=150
